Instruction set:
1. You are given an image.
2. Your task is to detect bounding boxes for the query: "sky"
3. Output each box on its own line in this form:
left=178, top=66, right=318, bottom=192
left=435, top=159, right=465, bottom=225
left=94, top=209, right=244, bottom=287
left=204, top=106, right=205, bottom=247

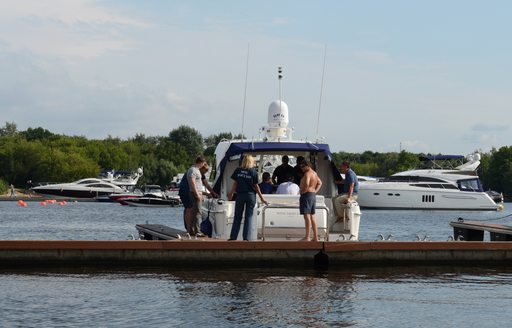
left=0, top=0, right=511, bottom=154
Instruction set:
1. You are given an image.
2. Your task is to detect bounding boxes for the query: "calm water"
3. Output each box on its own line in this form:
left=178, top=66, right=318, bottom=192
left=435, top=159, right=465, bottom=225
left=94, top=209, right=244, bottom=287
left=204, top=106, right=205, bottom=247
left=1, top=201, right=512, bottom=327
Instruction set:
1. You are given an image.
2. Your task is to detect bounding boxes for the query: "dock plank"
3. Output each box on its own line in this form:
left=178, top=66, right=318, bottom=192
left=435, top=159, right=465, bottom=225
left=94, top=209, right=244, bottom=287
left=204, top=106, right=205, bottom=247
left=449, top=220, right=512, bottom=241
left=2, top=240, right=512, bottom=270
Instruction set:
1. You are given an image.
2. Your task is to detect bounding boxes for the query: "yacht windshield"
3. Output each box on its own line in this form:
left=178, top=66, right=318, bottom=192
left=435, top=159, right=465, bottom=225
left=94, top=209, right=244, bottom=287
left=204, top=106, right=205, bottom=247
left=457, top=178, right=483, bottom=192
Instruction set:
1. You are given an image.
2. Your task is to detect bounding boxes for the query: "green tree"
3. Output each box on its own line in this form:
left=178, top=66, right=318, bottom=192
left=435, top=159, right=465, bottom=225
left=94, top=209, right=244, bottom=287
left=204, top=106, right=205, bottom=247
left=155, top=138, right=188, bottom=169
left=0, top=122, right=18, bottom=137
left=485, top=146, right=512, bottom=195
left=169, top=125, right=204, bottom=161
left=395, top=151, right=420, bottom=173
left=20, top=127, right=54, bottom=141
left=204, top=132, right=234, bottom=157
left=478, top=151, right=492, bottom=189
left=153, top=159, right=181, bottom=188
left=8, top=139, right=47, bottom=186
left=0, top=178, right=7, bottom=194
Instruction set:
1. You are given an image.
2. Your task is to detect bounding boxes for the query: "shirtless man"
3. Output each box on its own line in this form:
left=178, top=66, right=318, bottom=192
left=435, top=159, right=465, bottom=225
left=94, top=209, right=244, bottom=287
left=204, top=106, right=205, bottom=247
left=299, top=160, right=322, bottom=241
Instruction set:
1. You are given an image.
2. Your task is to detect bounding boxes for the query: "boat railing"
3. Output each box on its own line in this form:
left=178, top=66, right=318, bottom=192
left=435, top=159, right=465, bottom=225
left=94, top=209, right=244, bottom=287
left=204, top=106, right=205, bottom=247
left=260, top=203, right=330, bottom=241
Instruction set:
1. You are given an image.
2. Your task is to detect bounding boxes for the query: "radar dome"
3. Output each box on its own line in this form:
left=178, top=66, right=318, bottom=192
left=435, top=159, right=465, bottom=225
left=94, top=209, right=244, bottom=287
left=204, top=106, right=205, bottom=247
left=267, top=100, right=289, bottom=128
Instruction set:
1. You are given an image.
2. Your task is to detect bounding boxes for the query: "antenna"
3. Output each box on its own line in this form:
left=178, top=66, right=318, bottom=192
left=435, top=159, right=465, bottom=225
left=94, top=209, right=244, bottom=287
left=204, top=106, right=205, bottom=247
left=315, top=44, right=327, bottom=140
left=241, top=43, right=250, bottom=141
left=278, top=66, right=283, bottom=111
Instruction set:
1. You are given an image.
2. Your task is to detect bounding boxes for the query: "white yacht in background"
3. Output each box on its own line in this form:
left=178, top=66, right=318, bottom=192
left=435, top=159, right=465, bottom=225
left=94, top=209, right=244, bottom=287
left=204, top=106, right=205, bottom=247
left=357, top=154, right=502, bottom=211
left=31, top=178, right=125, bottom=198
left=201, top=99, right=361, bottom=241
left=32, top=167, right=143, bottom=199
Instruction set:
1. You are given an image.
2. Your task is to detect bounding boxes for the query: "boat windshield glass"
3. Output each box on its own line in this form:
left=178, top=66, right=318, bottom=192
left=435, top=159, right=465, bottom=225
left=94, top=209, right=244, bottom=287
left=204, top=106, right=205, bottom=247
left=79, top=179, right=100, bottom=184
left=457, top=178, right=483, bottom=192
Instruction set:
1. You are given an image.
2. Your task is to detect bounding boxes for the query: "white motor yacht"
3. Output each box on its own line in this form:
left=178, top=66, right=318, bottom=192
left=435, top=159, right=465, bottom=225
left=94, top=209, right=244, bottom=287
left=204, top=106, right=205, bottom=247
left=32, top=167, right=143, bottom=200
left=31, top=178, right=125, bottom=198
left=201, top=99, right=361, bottom=241
left=357, top=154, right=502, bottom=210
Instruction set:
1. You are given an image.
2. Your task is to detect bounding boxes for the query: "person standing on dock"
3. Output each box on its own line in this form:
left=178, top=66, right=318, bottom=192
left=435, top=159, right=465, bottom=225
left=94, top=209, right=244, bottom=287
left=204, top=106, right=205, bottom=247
left=185, top=156, right=207, bottom=236
left=228, top=155, right=268, bottom=241
left=179, top=161, right=218, bottom=235
left=299, top=161, right=322, bottom=241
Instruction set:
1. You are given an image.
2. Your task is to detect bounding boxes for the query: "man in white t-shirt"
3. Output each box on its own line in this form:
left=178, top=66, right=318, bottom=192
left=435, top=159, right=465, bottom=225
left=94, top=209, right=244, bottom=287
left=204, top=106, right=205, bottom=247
left=276, top=173, right=300, bottom=195
left=186, top=156, right=207, bottom=236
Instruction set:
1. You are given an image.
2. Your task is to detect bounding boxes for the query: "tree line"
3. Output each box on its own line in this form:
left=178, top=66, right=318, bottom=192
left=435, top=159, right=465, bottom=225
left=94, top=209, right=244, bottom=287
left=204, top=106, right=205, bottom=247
left=1, top=122, right=511, bottom=198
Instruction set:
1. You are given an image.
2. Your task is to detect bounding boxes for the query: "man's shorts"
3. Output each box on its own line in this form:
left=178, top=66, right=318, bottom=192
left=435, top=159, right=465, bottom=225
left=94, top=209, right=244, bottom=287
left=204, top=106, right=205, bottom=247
left=179, top=190, right=193, bottom=209
left=299, top=192, right=316, bottom=214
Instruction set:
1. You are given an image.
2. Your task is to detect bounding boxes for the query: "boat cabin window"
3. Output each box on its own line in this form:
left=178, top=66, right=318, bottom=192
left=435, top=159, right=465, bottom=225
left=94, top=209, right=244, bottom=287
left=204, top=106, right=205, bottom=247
left=79, top=179, right=101, bottom=184
left=386, top=176, right=446, bottom=183
left=429, top=184, right=445, bottom=189
left=413, top=183, right=430, bottom=188
left=442, top=184, right=458, bottom=190
left=89, top=183, right=116, bottom=188
left=458, top=178, right=483, bottom=192
left=412, top=183, right=459, bottom=190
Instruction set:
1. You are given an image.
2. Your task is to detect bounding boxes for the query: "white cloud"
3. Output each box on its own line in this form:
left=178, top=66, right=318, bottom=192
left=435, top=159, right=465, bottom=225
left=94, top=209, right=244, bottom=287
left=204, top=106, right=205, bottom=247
left=0, top=0, right=147, bottom=58
left=0, top=0, right=145, bottom=26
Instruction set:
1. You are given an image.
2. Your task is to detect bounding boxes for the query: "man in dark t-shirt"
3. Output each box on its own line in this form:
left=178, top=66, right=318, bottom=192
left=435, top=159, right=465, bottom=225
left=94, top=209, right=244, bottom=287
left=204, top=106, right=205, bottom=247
left=272, top=155, right=295, bottom=185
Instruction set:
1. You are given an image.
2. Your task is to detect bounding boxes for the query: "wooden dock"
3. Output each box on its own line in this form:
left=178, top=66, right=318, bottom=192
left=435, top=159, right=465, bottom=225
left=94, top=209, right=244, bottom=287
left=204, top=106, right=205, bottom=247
left=450, top=219, right=512, bottom=241
left=2, top=222, right=512, bottom=270
left=2, top=239, right=512, bottom=270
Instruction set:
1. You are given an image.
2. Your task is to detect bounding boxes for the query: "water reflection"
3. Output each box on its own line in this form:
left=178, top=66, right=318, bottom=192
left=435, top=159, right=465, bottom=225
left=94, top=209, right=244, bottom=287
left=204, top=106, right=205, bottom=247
left=3, top=267, right=512, bottom=327
left=166, top=269, right=358, bottom=327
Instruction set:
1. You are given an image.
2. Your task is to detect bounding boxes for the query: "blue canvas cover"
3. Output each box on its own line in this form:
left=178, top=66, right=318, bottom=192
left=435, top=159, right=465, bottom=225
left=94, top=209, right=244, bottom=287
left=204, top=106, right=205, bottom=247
left=212, top=141, right=336, bottom=193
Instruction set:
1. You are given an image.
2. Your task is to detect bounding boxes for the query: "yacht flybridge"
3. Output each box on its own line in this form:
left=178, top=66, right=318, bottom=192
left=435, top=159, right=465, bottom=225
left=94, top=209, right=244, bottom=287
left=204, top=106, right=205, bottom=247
left=357, top=154, right=503, bottom=211
left=201, top=99, right=361, bottom=241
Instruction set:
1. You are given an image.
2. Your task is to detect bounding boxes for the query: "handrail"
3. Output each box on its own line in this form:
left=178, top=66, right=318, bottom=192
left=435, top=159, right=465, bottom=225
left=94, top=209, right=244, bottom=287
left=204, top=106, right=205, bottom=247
left=260, top=203, right=330, bottom=241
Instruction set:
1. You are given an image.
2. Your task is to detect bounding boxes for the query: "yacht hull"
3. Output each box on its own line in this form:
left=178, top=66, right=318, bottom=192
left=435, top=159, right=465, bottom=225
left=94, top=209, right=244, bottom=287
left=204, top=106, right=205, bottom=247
left=123, top=197, right=180, bottom=207
left=31, top=187, right=118, bottom=199
left=357, top=184, right=498, bottom=210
